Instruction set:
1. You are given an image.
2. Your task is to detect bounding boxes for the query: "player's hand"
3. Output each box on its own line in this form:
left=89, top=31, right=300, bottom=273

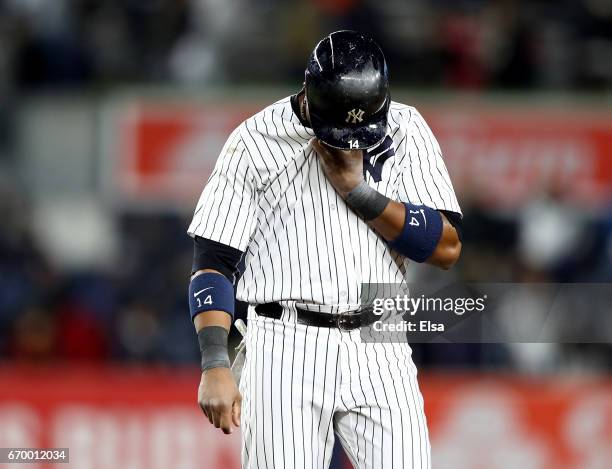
left=198, top=367, right=242, bottom=434
left=312, top=139, right=363, bottom=197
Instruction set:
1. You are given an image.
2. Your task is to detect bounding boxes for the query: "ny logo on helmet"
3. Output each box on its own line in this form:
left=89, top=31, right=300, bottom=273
left=346, top=109, right=365, bottom=124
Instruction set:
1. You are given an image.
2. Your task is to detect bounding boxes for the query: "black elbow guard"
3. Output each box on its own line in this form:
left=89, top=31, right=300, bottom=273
left=192, top=236, right=244, bottom=281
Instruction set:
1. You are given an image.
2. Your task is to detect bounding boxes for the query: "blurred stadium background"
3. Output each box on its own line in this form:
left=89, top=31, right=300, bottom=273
left=1, top=0, right=612, bottom=468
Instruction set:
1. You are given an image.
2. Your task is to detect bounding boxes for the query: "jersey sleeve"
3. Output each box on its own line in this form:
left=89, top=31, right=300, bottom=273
left=396, top=108, right=462, bottom=215
left=187, top=127, right=258, bottom=251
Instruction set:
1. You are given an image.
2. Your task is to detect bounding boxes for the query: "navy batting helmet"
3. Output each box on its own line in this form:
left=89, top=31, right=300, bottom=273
left=305, top=30, right=390, bottom=150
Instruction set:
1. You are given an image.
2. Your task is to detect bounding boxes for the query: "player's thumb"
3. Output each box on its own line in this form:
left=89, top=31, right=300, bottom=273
left=232, top=394, right=242, bottom=427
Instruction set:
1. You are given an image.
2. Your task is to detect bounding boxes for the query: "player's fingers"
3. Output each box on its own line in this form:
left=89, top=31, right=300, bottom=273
left=232, top=394, right=242, bottom=427
left=209, top=398, right=234, bottom=432
left=311, top=139, right=329, bottom=161
left=210, top=403, right=222, bottom=428
left=312, top=139, right=334, bottom=164
left=211, top=406, right=222, bottom=429
left=218, top=405, right=234, bottom=434
left=201, top=404, right=214, bottom=425
left=198, top=396, right=210, bottom=420
left=198, top=396, right=214, bottom=425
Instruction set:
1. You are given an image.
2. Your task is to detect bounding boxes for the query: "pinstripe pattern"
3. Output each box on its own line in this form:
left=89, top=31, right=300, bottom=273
left=240, top=308, right=431, bottom=469
left=189, top=96, right=459, bottom=469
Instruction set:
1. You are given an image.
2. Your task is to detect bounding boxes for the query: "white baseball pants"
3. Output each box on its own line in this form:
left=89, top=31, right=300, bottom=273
left=239, top=307, right=431, bottom=469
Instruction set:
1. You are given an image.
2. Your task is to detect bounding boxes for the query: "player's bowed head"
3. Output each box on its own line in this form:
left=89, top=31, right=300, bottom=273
left=304, top=31, right=461, bottom=269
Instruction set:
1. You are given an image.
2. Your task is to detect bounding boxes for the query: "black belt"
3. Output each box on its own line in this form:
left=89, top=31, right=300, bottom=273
left=254, top=302, right=378, bottom=331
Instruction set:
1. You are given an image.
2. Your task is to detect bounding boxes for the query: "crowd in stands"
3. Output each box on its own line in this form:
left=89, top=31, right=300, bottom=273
left=0, top=0, right=611, bottom=91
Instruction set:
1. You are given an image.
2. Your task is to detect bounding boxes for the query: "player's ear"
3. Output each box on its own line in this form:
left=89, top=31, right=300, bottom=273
left=303, top=96, right=311, bottom=122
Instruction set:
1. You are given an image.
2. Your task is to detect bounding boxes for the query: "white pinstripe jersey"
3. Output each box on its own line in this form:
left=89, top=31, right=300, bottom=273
left=187, top=96, right=461, bottom=309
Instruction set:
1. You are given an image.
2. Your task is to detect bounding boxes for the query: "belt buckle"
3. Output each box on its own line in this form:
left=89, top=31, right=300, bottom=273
left=337, top=310, right=360, bottom=331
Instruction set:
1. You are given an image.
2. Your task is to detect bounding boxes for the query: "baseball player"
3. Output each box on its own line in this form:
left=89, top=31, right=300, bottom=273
left=187, top=30, right=462, bottom=469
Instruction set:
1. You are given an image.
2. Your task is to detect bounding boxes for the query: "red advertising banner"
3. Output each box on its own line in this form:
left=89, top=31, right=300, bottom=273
left=0, top=367, right=240, bottom=469
left=105, top=102, right=259, bottom=207
left=422, top=374, right=612, bottom=469
left=0, top=367, right=610, bottom=469
left=104, top=100, right=612, bottom=209
left=428, top=108, right=612, bottom=207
